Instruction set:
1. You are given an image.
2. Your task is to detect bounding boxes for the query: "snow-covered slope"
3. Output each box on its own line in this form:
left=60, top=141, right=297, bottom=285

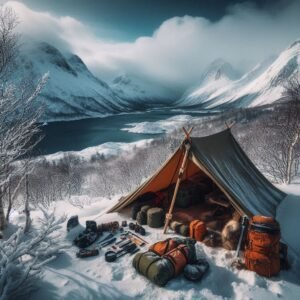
left=18, top=42, right=130, bottom=121
left=111, top=74, right=172, bottom=108
left=178, top=41, right=300, bottom=109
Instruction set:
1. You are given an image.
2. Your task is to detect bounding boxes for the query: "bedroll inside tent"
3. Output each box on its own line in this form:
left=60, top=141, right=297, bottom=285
left=107, top=129, right=286, bottom=221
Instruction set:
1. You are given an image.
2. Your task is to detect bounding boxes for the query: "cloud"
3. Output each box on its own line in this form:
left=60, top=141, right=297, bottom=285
left=4, top=1, right=300, bottom=97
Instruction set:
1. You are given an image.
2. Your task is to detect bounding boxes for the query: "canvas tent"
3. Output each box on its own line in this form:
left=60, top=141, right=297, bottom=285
left=108, top=129, right=286, bottom=217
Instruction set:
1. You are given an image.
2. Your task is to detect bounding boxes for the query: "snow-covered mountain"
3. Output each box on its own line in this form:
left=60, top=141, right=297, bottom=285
left=111, top=74, right=171, bottom=108
left=177, top=41, right=300, bottom=110
left=18, top=42, right=130, bottom=121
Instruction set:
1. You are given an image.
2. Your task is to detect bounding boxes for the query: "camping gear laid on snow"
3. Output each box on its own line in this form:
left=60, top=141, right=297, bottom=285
left=86, top=220, right=97, bottom=233
left=244, top=215, right=281, bottom=277
left=128, top=235, right=146, bottom=247
left=129, top=231, right=149, bottom=244
left=76, top=236, right=116, bottom=258
left=76, top=248, right=99, bottom=258
left=128, top=222, right=146, bottom=235
left=67, top=215, right=79, bottom=232
left=108, top=129, right=286, bottom=225
left=74, top=221, right=100, bottom=248
left=136, top=210, right=147, bottom=225
left=189, top=220, right=206, bottom=242
left=133, top=251, right=174, bottom=286
left=222, top=219, right=241, bottom=251
left=98, top=221, right=119, bottom=233
left=147, top=207, right=164, bottom=228
left=105, top=243, right=138, bottom=262
left=183, top=258, right=209, bottom=281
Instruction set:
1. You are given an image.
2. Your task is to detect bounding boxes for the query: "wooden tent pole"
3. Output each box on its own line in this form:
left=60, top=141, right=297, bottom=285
left=163, top=128, right=192, bottom=234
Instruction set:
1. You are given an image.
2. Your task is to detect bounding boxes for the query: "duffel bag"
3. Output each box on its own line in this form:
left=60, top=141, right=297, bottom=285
left=244, top=249, right=280, bottom=277
left=149, top=237, right=185, bottom=256
left=133, top=251, right=174, bottom=286
left=163, top=244, right=189, bottom=276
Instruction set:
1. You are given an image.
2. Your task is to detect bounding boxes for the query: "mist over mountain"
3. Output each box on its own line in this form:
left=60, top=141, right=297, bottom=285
left=15, top=39, right=300, bottom=121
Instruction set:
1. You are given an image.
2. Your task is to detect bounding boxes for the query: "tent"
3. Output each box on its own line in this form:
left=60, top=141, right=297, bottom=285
left=108, top=129, right=286, bottom=218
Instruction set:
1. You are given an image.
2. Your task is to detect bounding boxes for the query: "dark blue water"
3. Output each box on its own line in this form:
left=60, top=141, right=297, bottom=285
left=36, top=110, right=210, bottom=155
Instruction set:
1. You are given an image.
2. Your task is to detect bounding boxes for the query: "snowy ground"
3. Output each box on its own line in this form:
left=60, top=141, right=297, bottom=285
left=11, top=185, right=300, bottom=300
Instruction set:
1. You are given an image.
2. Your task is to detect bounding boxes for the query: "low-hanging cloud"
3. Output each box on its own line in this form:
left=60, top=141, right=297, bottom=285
left=4, top=0, right=300, bottom=97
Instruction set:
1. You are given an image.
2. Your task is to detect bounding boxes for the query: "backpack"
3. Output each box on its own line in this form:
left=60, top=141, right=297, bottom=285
left=244, top=215, right=281, bottom=277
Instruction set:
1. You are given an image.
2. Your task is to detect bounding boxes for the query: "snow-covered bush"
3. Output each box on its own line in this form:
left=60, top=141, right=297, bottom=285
left=0, top=209, right=67, bottom=300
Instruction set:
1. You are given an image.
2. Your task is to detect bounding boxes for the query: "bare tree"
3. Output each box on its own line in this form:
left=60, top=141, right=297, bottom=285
left=282, top=71, right=300, bottom=183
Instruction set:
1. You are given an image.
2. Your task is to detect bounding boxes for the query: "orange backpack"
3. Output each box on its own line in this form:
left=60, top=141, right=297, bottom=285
left=244, top=249, right=280, bottom=277
left=190, top=220, right=206, bottom=241
left=149, top=238, right=181, bottom=256
left=163, top=244, right=189, bottom=276
left=245, top=215, right=281, bottom=277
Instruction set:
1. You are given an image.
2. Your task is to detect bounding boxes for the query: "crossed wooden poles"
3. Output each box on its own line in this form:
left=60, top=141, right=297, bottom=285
left=163, top=126, right=193, bottom=234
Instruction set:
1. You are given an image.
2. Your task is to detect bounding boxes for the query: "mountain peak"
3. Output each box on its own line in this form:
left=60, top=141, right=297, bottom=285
left=288, top=40, right=300, bottom=49
left=200, top=59, right=240, bottom=85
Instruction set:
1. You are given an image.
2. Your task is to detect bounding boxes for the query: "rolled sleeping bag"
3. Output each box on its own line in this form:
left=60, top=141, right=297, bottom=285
left=136, top=211, right=147, bottom=225
left=147, top=207, right=164, bottom=228
left=133, top=251, right=174, bottom=286
left=141, top=205, right=152, bottom=213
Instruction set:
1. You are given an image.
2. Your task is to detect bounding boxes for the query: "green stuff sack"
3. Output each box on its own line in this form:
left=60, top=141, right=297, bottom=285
left=147, top=207, right=164, bottom=228
left=136, top=211, right=147, bottom=225
left=133, top=251, right=174, bottom=286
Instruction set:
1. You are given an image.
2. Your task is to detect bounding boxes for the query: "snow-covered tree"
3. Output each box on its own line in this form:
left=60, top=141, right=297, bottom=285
left=0, top=6, right=47, bottom=231
left=0, top=209, right=67, bottom=300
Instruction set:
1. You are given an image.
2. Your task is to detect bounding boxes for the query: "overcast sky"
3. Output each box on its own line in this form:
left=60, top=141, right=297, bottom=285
left=2, top=0, right=300, bottom=96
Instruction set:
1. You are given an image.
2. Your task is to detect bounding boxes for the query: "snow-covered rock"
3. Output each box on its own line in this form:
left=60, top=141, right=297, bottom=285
left=178, top=41, right=300, bottom=109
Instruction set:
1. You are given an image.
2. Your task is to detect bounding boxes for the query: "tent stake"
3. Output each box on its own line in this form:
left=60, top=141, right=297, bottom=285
left=163, top=142, right=191, bottom=234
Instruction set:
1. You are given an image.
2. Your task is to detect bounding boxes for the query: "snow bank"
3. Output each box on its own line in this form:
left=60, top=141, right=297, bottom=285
left=14, top=192, right=300, bottom=300
left=43, top=139, right=153, bottom=162
left=122, top=115, right=200, bottom=134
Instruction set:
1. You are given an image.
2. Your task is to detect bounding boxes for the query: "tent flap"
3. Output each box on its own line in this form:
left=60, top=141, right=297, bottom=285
left=190, top=129, right=285, bottom=217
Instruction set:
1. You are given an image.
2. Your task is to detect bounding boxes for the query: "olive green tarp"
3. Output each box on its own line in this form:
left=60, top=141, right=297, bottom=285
left=108, top=129, right=286, bottom=217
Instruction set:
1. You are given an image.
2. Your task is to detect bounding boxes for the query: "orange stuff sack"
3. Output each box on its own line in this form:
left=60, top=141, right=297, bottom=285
left=190, top=220, right=207, bottom=241
left=244, top=249, right=280, bottom=277
left=164, top=244, right=189, bottom=276
left=149, top=238, right=181, bottom=256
